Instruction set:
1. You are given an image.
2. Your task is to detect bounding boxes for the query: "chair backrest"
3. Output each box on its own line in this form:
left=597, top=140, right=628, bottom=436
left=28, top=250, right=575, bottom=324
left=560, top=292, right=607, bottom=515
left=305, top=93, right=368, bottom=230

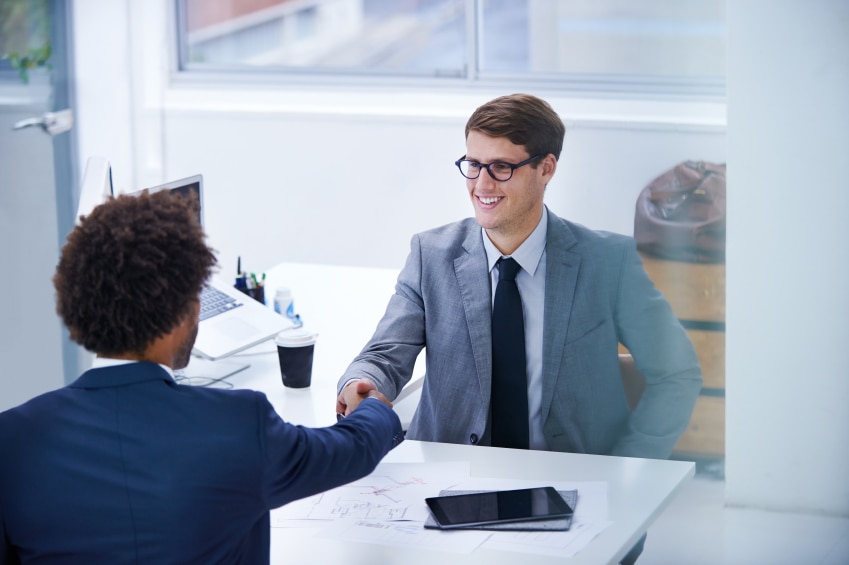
left=393, top=375, right=424, bottom=431
left=619, top=353, right=646, bottom=411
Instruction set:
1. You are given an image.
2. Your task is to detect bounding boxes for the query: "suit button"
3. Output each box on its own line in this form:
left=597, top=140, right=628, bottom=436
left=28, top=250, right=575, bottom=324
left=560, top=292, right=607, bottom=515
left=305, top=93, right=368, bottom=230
left=469, top=433, right=479, bottom=445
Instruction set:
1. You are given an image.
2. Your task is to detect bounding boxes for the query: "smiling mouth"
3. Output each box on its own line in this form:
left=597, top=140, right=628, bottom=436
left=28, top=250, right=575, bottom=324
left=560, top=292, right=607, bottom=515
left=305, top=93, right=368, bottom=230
left=477, top=195, right=503, bottom=205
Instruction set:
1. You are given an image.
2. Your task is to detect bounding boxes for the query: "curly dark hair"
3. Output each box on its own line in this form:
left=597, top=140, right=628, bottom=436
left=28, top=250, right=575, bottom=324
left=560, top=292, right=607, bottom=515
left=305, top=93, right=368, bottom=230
left=53, top=190, right=217, bottom=356
left=465, top=93, right=566, bottom=162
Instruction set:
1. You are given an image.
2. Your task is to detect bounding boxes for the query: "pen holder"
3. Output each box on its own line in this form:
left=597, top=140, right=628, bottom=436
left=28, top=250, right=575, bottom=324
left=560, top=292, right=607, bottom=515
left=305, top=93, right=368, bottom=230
left=237, top=285, right=265, bottom=305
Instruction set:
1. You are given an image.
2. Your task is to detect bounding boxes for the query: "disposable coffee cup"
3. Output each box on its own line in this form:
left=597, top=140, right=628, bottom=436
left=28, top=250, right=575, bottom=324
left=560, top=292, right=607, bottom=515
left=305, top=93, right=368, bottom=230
left=275, top=329, right=318, bottom=388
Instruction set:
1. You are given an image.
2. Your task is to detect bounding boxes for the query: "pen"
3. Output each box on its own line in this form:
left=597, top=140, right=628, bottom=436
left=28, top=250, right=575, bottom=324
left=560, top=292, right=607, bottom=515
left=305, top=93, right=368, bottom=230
left=235, top=256, right=248, bottom=289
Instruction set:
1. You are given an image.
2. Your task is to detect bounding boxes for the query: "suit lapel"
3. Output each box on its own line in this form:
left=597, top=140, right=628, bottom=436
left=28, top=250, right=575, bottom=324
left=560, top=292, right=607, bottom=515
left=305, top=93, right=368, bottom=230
left=541, top=215, right=581, bottom=421
left=454, top=226, right=494, bottom=403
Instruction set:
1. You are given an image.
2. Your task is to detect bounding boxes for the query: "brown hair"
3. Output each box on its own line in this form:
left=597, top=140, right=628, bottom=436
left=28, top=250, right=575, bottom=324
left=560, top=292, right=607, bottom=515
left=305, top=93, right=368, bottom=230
left=53, top=190, right=217, bottom=356
left=465, top=93, right=566, bottom=161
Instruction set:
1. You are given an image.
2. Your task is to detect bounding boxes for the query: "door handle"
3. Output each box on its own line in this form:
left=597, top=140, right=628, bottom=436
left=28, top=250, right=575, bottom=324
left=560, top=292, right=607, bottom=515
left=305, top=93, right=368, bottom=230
left=12, top=108, right=74, bottom=136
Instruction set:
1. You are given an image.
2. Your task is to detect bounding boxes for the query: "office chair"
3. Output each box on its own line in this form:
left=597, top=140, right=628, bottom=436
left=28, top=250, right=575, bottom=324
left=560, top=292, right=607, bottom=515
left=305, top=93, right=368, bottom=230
left=618, top=353, right=646, bottom=411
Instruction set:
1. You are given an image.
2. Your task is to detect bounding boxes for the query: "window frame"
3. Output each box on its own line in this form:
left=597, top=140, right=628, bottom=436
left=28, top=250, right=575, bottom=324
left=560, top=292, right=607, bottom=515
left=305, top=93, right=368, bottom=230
left=173, top=0, right=726, bottom=101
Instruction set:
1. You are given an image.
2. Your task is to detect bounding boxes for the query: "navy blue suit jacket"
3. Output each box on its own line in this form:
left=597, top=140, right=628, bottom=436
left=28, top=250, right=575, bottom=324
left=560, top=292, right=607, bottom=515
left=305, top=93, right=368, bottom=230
left=0, top=362, right=402, bottom=564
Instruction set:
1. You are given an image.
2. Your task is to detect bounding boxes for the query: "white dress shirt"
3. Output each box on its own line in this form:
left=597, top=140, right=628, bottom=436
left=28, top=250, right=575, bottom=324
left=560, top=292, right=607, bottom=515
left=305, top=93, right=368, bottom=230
left=91, top=357, right=175, bottom=379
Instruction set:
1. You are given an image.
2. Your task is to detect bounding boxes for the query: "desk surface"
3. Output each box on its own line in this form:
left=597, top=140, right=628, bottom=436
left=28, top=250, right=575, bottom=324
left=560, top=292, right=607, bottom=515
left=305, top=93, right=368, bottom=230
left=214, top=262, right=695, bottom=565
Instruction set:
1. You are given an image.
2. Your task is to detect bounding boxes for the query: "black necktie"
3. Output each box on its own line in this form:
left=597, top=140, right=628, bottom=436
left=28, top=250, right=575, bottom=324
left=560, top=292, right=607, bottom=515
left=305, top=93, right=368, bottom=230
left=490, top=257, right=529, bottom=449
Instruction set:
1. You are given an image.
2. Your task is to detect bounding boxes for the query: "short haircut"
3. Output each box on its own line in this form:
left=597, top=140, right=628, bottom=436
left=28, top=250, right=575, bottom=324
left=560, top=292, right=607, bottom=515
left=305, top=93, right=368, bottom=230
left=54, top=190, right=217, bottom=356
left=465, top=93, right=566, bottom=161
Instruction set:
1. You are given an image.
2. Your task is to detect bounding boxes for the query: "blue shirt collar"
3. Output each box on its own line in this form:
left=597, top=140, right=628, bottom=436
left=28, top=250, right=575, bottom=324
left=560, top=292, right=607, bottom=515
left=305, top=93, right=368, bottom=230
left=482, top=206, right=548, bottom=276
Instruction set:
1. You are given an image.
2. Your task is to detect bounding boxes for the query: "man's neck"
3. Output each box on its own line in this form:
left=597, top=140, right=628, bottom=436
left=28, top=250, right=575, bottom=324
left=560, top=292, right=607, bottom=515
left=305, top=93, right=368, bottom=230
left=484, top=208, right=545, bottom=255
left=485, top=230, right=526, bottom=256
left=101, top=337, right=176, bottom=369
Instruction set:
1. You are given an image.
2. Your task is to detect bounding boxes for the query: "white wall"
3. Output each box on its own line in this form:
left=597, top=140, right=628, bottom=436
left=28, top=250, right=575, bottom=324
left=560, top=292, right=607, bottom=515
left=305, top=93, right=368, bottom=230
left=160, top=99, right=724, bottom=275
left=725, top=0, right=849, bottom=516
left=72, top=0, right=136, bottom=193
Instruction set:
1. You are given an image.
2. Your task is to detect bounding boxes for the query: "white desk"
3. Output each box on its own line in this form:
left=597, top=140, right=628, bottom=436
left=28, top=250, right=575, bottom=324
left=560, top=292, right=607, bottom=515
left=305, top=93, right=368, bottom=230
left=222, top=261, right=413, bottom=427
left=215, top=262, right=695, bottom=564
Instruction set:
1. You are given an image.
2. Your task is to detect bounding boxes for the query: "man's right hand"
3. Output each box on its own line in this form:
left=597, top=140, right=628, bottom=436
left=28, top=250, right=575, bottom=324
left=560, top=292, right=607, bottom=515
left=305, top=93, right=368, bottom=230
left=336, top=378, right=392, bottom=418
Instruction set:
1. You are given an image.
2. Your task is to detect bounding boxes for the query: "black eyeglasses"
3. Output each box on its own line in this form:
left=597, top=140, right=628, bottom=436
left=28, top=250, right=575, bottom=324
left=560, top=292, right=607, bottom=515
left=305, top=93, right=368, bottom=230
left=455, top=154, right=541, bottom=181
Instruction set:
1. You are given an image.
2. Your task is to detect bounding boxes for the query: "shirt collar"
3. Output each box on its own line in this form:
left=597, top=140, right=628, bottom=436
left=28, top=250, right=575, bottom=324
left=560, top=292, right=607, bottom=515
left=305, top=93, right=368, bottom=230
left=482, top=206, right=548, bottom=276
left=91, top=356, right=175, bottom=379
left=70, top=360, right=176, bottom=389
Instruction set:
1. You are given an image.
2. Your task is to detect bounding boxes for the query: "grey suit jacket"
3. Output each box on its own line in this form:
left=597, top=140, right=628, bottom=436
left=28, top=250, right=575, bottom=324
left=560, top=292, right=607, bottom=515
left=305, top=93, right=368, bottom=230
left=340, top=211, right=702, bottom=459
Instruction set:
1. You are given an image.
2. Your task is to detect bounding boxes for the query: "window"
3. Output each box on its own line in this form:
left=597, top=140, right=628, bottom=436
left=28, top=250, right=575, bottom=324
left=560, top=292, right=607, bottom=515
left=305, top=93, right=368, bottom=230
left=0, top=0, right=50, bottom=84
left=176, top=0, right=725, bottom=97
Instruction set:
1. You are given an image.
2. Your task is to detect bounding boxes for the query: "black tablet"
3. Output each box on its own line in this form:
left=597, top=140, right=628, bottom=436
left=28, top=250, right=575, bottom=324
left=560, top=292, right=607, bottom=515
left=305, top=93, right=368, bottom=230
left=425, top=486, right=573, bottom=529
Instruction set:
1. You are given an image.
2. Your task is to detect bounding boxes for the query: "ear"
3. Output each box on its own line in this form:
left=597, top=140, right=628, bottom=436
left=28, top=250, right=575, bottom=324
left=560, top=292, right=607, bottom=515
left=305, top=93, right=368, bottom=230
left=540, top=153, right=558, bottom=181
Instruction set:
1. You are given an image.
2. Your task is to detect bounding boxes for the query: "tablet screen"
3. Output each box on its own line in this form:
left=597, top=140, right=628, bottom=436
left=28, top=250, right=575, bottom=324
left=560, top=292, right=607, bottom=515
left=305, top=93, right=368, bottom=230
left=425, top=486, right=573, bottom=529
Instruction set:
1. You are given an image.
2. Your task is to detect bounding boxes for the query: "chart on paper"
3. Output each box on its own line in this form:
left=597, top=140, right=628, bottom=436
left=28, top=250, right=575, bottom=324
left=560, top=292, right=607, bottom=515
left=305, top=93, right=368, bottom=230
left=272, top=462, right=471, bottom=525
left=299, top=482, right=417, bottom=520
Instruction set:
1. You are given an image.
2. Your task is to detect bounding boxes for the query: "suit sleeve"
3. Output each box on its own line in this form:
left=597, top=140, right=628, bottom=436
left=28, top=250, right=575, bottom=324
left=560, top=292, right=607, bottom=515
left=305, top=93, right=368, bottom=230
left=337, top=234, right=427, bottom=400
left=612, top=241, right=702, bottom=459
left=260, top=395, right=403, bottom=509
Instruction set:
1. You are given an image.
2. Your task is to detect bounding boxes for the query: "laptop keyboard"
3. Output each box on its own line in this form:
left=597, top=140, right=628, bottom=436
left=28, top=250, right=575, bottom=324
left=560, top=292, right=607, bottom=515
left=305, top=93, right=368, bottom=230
left=199, top=286, right=244, bottom=321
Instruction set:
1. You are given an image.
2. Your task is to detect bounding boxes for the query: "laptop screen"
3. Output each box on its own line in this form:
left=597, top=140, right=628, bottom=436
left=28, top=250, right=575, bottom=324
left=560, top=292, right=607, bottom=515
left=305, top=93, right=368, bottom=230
left=76, top=157, right=115, bottom=223
left=132, top=174, right=204, bottom=227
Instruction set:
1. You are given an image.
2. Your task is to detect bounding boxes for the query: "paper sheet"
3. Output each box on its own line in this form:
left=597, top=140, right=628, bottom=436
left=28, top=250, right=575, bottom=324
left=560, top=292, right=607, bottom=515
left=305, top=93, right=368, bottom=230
left=481, top=519, right=613, bottom=557
left=270, top=462, right=611, bottom=559
left=272, top=461, right=471, bottom=526
left=323, top=518, right=490, bottom=554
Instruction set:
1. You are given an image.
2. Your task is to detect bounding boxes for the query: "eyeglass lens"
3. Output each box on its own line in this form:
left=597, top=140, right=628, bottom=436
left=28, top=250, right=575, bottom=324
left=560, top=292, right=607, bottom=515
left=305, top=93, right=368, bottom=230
left=458, top=161, right=516, bottom=181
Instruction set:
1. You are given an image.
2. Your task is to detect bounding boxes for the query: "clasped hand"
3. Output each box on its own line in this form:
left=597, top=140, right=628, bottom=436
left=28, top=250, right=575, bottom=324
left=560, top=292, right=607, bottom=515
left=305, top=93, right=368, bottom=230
left=335, top=378, right=392, bottom=418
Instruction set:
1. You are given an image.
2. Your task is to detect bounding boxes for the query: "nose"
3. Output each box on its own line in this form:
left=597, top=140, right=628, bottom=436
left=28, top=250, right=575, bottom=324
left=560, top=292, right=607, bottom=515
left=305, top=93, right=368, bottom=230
left=472, top=168, right=498, bottom=191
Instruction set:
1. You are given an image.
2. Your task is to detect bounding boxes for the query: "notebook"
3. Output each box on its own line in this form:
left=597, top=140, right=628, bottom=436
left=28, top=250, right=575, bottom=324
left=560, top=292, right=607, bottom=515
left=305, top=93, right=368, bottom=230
left=132, top=174, right=290, bottom=360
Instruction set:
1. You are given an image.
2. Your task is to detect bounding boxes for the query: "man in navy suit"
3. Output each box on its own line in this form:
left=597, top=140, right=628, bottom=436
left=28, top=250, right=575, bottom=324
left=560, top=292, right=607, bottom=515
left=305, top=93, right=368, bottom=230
left=336, top=93, right=701, bottom=564
left=0, top=190, right=402, bottom=564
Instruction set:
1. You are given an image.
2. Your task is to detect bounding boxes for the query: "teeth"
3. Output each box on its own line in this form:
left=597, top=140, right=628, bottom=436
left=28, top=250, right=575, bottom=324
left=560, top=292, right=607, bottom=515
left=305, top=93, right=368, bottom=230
left=479, top=196, right=501, bottom=204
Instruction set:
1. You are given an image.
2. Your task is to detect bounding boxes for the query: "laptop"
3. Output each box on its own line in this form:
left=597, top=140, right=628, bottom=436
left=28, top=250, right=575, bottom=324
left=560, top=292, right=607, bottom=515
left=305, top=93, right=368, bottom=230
left=131, top=174, right=291, bottom=360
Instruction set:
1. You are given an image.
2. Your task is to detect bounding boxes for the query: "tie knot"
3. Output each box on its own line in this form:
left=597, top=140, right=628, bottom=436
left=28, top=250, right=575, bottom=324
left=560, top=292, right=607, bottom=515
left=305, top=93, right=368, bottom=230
left=497, top=257, right=521, bottom=281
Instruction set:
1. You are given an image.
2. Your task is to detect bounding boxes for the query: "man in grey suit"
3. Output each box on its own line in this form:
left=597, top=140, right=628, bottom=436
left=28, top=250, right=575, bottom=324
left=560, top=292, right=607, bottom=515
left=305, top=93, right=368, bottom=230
left=336, top=93, right=701, bottom=562
left=337, top=92, right=700, bottom=452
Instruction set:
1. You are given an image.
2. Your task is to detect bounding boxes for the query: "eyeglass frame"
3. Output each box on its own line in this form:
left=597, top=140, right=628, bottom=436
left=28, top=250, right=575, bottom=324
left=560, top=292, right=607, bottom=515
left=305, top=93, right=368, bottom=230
left=454, top=154, right=542, bottom=181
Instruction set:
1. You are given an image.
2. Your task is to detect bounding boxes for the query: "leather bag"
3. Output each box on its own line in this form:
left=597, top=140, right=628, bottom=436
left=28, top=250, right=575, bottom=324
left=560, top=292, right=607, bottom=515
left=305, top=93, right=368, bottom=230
left=634, top=160, right=726, bottom=263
